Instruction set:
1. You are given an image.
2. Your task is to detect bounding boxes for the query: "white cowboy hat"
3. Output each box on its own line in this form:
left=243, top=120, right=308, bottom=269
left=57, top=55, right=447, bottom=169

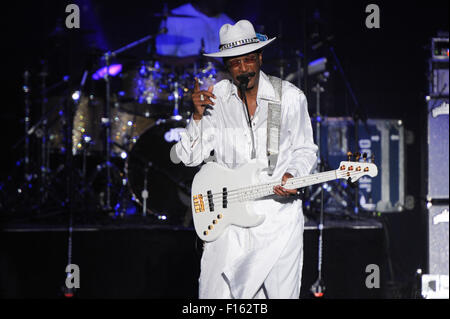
left=203, top=20, right=276, bottom=58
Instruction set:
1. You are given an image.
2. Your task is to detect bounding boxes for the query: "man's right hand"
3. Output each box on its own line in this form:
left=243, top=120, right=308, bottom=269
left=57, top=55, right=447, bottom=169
left=192, top=77, right=215, bottom=120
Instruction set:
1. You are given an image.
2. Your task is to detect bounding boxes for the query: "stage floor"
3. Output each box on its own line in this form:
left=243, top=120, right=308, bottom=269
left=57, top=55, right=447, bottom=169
left=0, top=211, right=388, bottom=299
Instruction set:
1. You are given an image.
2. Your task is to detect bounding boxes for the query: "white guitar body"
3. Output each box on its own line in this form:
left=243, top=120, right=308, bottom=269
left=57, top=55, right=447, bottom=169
left=191, top=161, right=267, bottom=242
left=191, top=159, right=378, bottom=242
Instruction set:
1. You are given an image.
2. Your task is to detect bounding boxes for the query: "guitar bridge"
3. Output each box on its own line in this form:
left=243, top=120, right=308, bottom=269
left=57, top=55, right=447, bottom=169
left=193, top=194, right=205, bottom=213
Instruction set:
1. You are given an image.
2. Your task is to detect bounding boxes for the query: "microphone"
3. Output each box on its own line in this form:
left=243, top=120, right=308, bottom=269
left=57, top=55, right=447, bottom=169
left=236, top=72, right=255, bottom=89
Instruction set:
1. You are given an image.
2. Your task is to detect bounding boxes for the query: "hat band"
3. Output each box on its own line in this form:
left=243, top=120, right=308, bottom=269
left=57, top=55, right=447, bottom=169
left=219, top=37, right=259, bottom=51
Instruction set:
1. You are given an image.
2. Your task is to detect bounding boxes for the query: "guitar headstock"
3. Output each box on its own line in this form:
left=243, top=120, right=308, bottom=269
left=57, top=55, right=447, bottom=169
left=337, top=152, right=378, bottom=183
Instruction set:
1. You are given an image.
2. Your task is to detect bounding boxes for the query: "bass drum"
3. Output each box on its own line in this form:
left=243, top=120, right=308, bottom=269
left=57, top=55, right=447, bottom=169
left=125, top=119, right=198, bottom=225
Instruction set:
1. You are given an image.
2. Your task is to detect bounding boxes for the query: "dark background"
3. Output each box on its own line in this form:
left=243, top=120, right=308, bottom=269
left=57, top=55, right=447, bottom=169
left=0, top=0, right=448, bottom=298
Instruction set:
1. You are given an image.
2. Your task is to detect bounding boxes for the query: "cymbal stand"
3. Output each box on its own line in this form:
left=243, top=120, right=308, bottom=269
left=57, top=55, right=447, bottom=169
left=39, top=61, right=50, bottom=205
left=103, top=52, right=113, bottom=211
left=23, top=71, right=32, bottom=190
left=142, top=166, right=149, bottom=217
left=13, top=76, right=72, bottom=211
left=172, top=81, right=181, bottom=119
left=101, top=32, right=162, bottom=212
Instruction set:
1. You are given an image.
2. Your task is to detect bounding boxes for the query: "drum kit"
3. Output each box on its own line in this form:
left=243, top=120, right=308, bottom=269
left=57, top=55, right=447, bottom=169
left=12, top=8, right=357, bottom=231
left=13, top=11, right=232, bottom=226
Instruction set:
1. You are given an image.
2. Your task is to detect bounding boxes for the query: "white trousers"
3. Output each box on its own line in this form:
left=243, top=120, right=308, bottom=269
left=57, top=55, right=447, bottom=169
left=198, top=219, right=304, bottom=299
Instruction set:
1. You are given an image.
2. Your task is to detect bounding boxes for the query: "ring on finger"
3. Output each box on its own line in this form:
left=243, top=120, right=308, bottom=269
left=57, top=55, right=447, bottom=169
left=200, top=94, right=204, bottom=101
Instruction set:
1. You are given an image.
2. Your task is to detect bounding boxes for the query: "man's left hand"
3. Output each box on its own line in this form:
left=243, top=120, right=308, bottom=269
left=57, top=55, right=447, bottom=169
left=273, top=173, right=297, bottom=197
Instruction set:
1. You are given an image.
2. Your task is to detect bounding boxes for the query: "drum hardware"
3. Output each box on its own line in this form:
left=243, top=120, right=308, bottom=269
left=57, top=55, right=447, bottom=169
left=9, top=69, right=37, bottom=208
left=142, top=166, right=149, bottom=217
left=171, top=80, right=183, bottom=120
left=39, top=60, right=50, bottom=205
left=310, top=66, right=327, bottom=298
left=99, top=30, right=166, bottom=212
left=125, top=119, right=198, bottom=223
left=23, top=70, right=31, bottom=188
left=12, top=69, right=76, bottom=213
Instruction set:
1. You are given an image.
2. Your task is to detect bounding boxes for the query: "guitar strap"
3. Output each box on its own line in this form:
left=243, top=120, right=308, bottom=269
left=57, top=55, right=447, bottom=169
left=266, top=75, right=282, bottom=176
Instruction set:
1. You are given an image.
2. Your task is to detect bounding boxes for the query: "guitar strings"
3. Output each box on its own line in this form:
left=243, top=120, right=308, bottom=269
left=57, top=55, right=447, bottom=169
left=203, top=170, right=339, bottom=200
left=197, top=170, right=351, bottom=208
left=204, top=170, right=340, bottom=203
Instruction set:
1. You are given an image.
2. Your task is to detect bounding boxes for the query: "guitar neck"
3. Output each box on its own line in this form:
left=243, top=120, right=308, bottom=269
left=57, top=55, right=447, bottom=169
left=240, top=170, right=339, bottom=201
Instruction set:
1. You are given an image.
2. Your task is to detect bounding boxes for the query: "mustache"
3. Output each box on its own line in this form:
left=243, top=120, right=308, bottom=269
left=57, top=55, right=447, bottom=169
left=237, top=72, right=256, bottom=80
left=236, top=72, right=256, bottom=87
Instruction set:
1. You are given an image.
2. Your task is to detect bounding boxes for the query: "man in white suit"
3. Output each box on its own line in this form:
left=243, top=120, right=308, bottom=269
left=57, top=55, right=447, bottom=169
left=173, top=19, right=318, bottom=299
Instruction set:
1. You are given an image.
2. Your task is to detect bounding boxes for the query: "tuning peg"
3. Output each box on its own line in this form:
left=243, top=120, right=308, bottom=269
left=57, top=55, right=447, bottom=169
left=355, top=152, right=361, bottom=162
left=371, top=154, right=375, bottom=163
left=362, top=153, right=368, bottom=162
left=347, top=151, right=353, bottom=161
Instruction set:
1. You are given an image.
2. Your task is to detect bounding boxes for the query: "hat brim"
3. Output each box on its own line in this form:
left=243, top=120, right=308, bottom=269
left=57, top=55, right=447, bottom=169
left=203, top=37, right=276, bottom=58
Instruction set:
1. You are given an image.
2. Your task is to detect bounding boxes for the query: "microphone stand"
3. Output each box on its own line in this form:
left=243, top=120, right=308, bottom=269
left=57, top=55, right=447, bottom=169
left=328, top=46, right=369, bottom=214
left=311, top=74, right=326, bottom=298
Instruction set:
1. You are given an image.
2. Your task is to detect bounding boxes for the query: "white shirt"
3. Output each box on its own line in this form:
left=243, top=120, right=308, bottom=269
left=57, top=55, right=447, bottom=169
left=156, top=3, right=234, bottom=57
left=175, top=71, right=317, bottom=177
left=174, top=71, right=318, bottom=298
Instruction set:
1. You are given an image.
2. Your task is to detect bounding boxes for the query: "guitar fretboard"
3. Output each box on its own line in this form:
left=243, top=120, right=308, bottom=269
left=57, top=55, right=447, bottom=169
left=234, top=170, right=340, bottom=202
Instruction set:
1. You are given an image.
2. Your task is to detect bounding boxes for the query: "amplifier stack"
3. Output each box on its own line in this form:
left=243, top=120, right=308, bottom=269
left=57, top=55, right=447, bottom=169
left=421, top=35, right=449, bottom=299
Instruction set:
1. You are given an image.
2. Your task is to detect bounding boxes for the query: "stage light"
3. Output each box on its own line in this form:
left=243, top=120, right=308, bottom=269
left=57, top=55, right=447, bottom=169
left=120, top=151, right=128, bottom=159
left=92, top=64, right=122, bottom=80
left=72, top=90, right=81, bottom=101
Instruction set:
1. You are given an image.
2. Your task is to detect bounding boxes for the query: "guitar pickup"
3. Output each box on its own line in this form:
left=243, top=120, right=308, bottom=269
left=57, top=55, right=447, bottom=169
left=207, top=190, right=214, bottom=212
left=222, top=187, right=228, bottom=208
